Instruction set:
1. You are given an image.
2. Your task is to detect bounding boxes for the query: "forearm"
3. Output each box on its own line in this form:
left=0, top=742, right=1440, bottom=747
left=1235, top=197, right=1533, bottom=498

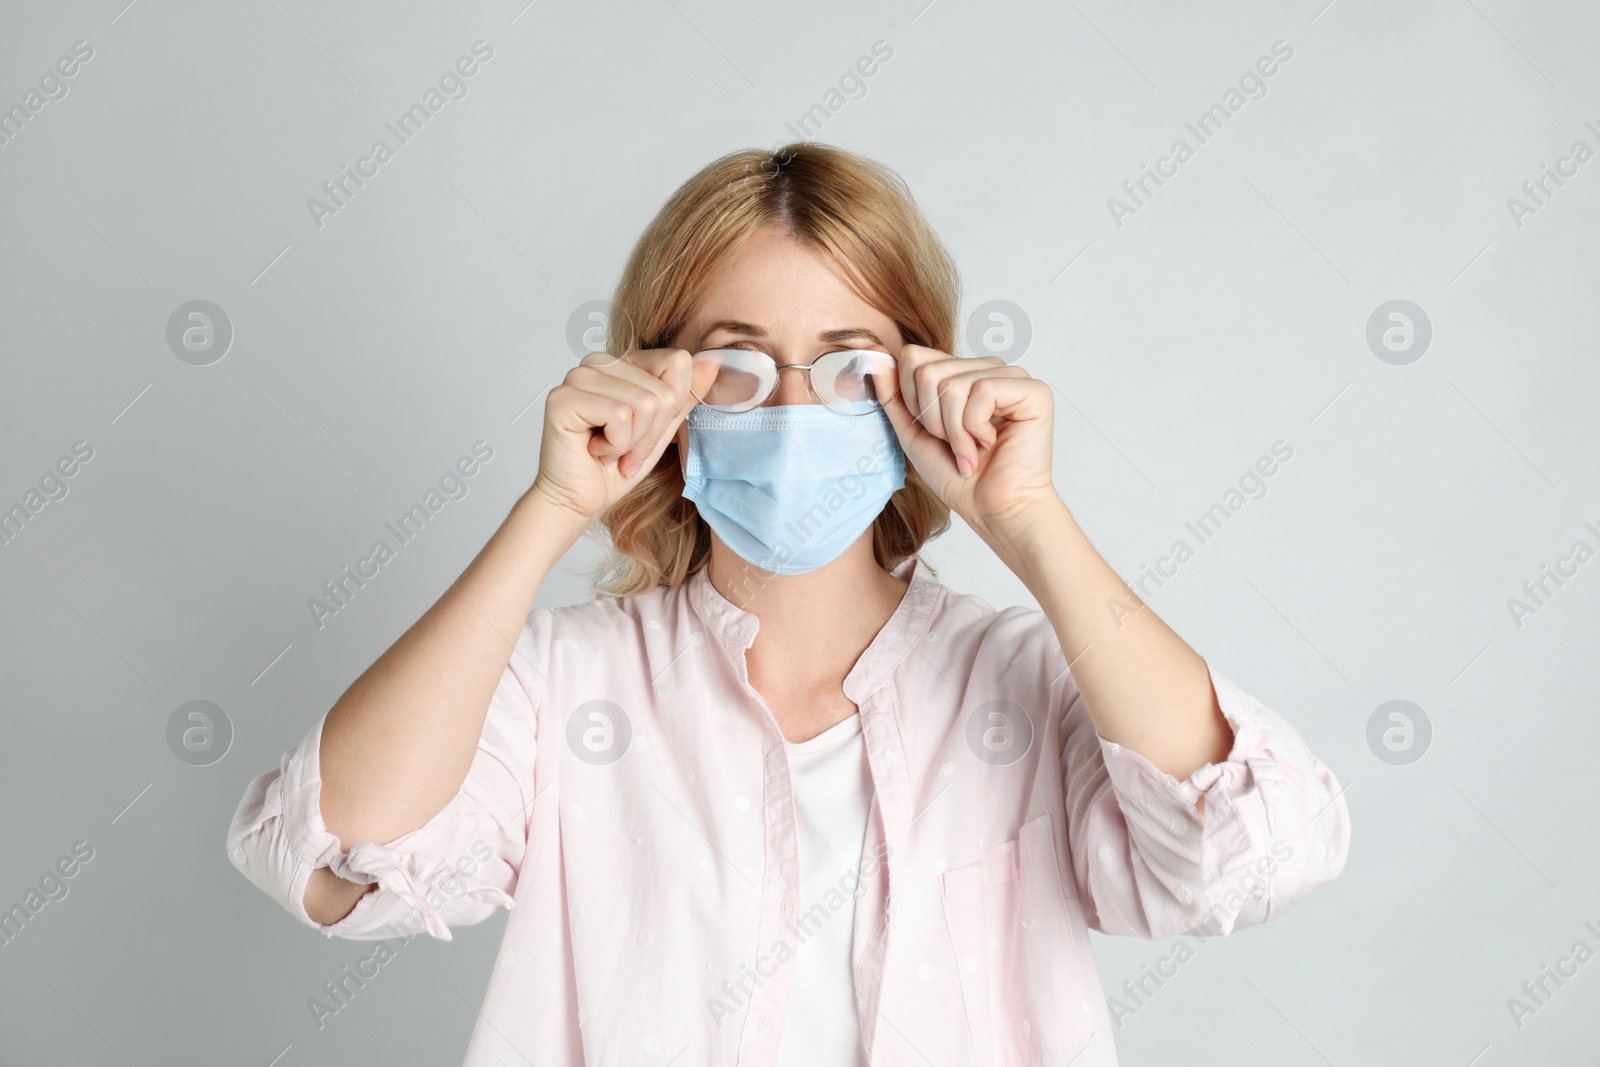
left=980, top=495, right=1232, bottom=782
left=317, top=486, right=588, bottom=851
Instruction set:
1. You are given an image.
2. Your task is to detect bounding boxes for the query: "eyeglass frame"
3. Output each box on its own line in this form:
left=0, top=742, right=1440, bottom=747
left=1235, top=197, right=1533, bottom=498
left=687, top=347, right=900, bottom=416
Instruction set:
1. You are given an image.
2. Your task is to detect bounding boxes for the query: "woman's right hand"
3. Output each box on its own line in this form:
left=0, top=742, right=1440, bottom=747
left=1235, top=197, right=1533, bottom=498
left=528, top=348, right=712, bottom=520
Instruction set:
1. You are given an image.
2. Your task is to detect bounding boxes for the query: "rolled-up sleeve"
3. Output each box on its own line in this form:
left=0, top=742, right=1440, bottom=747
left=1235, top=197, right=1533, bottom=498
left=224, top=607, right=552, bottom=942
left=1060, top=661, right=1351, bottom=941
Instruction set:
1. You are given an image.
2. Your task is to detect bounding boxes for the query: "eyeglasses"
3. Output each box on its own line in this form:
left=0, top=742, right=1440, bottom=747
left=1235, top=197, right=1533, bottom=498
left=688, top=348, right=899, bottom=415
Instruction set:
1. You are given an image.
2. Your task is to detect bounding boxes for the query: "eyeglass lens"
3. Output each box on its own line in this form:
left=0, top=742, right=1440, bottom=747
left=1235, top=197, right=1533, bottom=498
left=690, top=348, right=896, bottom=414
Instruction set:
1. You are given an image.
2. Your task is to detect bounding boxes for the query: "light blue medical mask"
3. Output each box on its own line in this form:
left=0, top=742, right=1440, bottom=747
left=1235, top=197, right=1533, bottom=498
left=681, top=403, right=906, bottom=575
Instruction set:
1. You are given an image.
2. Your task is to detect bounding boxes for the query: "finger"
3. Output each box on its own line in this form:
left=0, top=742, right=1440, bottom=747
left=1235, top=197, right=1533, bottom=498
left=879, top=382, right=924, bottom=445
left=897, top=344, right=945, bottom=432
left=636, top=353, right=717, bottom=479
left=614, top=358, right=685, bottom=475
left=581, top=349, right=689, bottom=417
left=957, top=366, right=1029, bottom=449
left=880, top=383, right=958, bottom=479
left=579, top=374, right=672, bottom=470
left=568, top=369, right=667, bottom=468
left=938, top=376, right=979, bottom=475
left=580, top=351, right=682, bottom=410
left=600, top=350, right=703, bottom=475
left=961, top=376, right=1002, bottom=452
left=908, top=352, right=991, bottom=441
left=659, top=350, right=700, bottom=415
left=666, top=351, right=722, bottom=422
left=550, top=384, right=634, bottom=464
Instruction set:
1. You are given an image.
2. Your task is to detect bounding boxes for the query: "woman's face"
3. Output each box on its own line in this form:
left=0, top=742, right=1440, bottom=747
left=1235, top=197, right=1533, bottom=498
left=671, top=224, right=905, bottom=473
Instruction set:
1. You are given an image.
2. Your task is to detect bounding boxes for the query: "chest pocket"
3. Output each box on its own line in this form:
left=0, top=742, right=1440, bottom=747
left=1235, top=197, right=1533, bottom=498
left=939, top=812, right=1097, bottom=1064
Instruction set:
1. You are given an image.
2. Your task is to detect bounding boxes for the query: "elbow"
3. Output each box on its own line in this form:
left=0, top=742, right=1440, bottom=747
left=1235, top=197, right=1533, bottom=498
left=303, top=866, right=373, bottom=926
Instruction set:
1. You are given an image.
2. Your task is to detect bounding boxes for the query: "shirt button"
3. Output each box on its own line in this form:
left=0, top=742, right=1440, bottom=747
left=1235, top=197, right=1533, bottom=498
left=961, top=955, right=977, bottom=972
left=885, top=747, right=899, bottom=759
left=232, top=847, right=247, bottom=865
left=1097, top=844, right=1114, bottom=865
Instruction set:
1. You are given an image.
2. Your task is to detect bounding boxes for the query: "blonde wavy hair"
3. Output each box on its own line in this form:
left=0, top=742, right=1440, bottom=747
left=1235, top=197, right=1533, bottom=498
left=584, top=142, right=959, bottom=599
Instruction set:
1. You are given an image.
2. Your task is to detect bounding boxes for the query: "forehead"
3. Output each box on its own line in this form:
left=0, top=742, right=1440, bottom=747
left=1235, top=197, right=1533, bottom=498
left=684, top=227, right=900, bottom=345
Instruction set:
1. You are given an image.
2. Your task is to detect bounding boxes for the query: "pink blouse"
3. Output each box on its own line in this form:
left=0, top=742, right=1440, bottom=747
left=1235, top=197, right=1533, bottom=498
left=226, top=555, right=1351, bottom=1066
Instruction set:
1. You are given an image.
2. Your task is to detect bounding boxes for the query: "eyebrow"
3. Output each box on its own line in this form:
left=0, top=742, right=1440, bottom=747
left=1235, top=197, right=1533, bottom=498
left=697, top=320, right=885, bottom=348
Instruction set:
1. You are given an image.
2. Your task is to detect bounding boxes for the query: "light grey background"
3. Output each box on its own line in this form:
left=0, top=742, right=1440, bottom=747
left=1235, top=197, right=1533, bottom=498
left=2, top=0, right=1596, bottom=1063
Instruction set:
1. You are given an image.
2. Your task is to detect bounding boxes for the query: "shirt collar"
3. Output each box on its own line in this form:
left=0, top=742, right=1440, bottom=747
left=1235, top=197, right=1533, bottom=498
left=685, top=555, right=943, bottom=701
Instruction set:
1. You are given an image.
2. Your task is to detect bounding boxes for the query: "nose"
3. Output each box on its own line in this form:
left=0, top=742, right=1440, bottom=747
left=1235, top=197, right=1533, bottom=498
left=767, top=362, right=820, bottom=406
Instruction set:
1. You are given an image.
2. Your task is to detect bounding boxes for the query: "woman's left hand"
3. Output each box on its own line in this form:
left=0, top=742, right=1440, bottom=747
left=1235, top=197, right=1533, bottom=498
left=878, top=345, right=1060, bottom=539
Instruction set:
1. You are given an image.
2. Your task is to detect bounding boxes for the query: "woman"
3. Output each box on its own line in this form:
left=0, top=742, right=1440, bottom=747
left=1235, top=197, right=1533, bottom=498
left=227, top=143, right=1351, bottom=1066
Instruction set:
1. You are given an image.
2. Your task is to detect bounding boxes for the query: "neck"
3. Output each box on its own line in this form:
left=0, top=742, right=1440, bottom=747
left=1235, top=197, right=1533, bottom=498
left=706, top=539, right=910, bottom=684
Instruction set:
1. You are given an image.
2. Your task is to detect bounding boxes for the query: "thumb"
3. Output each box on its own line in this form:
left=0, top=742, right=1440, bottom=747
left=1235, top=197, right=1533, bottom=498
left=881, top=386, right=933, bottom=452
left=880, top=386, right=955, bottom=478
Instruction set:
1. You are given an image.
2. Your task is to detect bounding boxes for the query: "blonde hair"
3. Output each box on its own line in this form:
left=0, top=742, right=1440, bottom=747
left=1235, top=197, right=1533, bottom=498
left=584, top=142, right=958, bottom=598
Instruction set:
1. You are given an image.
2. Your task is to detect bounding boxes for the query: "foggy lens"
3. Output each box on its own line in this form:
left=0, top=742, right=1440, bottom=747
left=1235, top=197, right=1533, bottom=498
left=693, top=349, right=773, bottom=411
left=815, top=349, right=895, bottom=413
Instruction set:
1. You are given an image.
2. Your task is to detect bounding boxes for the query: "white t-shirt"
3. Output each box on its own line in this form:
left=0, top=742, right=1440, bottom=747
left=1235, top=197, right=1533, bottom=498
left=775, top=712, right=874, bottom=1067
